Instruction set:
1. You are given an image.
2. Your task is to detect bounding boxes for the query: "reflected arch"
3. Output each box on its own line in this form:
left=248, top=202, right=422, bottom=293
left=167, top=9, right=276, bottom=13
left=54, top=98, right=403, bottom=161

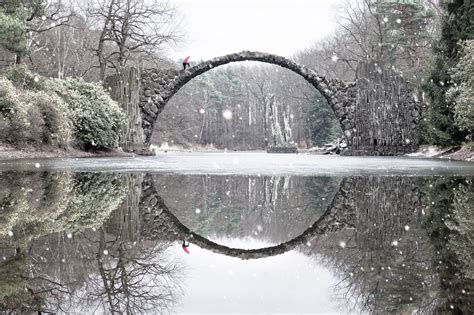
left=139, top=175, right=354, bottom=260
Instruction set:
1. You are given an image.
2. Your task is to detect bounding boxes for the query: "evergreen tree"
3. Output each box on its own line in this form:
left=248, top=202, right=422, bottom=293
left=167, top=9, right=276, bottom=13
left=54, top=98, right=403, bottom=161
left=446, top=40, right=474, bottom=145
left=375, top=0, right=434, bottom=71
left=306, top=94, right=341, bottom=146
left=0, top=0, right=47, bottom=64
left=422, top=0, right=474, bottom=146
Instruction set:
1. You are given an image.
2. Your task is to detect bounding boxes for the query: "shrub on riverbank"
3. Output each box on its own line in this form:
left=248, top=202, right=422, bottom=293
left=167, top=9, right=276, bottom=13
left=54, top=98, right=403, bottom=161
left=0, top=66, right=124, bottom=150
left=24, top=90, right=71, bottom=147
left=0, top=78, right=45, bottom=145
left=0, top=78, right=71, bottom=146
left=47, top=79, right=124, bottom=149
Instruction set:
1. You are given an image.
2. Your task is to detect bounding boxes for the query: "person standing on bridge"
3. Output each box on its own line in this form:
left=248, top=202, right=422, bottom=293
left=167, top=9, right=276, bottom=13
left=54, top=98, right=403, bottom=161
left=182, top=240, right=190, bottom=254
left=183, top=56, right=191, bottom=70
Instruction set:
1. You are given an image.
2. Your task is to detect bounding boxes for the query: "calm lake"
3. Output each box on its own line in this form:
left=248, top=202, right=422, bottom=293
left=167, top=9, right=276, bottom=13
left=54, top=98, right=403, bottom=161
left=0, top=153, right=473, bottom=314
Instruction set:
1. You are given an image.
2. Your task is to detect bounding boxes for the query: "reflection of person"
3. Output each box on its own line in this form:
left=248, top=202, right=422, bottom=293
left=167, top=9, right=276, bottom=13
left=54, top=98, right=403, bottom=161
left=182, top=56, right=190, bottom=70
left=182, top=240, right=190, bottom=254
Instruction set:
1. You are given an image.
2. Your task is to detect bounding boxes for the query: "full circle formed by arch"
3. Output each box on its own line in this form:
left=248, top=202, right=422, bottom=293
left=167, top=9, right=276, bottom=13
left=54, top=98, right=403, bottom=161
left=140, top=51, right=355, bottom=145
left=140, top=176, right=352, bottom=260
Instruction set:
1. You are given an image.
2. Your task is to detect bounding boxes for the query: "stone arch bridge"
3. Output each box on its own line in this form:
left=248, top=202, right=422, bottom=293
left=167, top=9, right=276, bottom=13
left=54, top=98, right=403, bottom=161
left=105, top=51, right=422, bottom=155
left=109, top=174, right=420, bottom=260
left=106, top=174, right=421, bottom=260
left=137, top=175, right=354, bottom=260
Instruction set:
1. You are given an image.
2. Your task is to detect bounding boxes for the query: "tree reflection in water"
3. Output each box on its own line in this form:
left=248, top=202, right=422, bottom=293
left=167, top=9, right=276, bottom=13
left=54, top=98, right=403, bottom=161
left=304, top=176, right=474, bottom=314
left=0, top=171, right=472, bottom=313
left=0, top=228, right=183, bottom=313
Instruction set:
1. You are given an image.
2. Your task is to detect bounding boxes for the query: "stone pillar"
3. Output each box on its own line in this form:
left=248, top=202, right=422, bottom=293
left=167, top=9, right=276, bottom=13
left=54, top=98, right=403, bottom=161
left=105, top=173, right=144, bottom=242
left=343, top=62, right=421, bottom=155
left=105, top=67, right=144, bottom=152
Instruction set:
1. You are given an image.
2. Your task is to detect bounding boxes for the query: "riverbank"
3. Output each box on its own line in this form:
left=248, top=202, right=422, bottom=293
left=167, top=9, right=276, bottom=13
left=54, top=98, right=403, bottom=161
left=1, top=143, right=472, bottom=162
left=406, top=145, right=474, bottom=162
left=0, top=144, right=132, bottom=160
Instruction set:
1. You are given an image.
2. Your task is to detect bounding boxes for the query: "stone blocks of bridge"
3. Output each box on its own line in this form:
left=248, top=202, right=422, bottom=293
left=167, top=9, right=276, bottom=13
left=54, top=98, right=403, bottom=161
left=105, top=52, right=421, bottom=156
left=136, top=51, right=358, bottom=148
left=139, top=68, right=180, bottom=141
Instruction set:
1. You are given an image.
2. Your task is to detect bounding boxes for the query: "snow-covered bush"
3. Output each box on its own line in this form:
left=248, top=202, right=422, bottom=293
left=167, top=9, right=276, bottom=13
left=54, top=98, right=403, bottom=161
left=48, top=79, right=124, bottom=149
left=2, top=65, right=124, bottom=149
left=25, top=90, right=71, bottom=147
left=0, top=78, right=34, bottom=143
left=5, top=64, right=46, bottom=91
left=0, top=77, right=20, bottom=118
left=0, top=77, right=72, bottom=146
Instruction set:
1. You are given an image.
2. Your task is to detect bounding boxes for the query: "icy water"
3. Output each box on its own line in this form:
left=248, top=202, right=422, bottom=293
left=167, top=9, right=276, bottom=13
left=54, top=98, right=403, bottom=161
left=0, top=153, right=473, bottom=314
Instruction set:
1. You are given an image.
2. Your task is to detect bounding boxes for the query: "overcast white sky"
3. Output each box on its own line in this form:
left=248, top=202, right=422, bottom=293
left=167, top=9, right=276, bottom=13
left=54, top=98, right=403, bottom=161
left=169, top=0, right=344, bottom=62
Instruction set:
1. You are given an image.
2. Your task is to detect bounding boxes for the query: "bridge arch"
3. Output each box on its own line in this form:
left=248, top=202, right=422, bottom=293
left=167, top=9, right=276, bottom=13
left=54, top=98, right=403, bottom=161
left=138, top=51, right=357, bottom=146
left=106, top=52, right=422, bottom=155
left=139, top=175, right=354, bottom=260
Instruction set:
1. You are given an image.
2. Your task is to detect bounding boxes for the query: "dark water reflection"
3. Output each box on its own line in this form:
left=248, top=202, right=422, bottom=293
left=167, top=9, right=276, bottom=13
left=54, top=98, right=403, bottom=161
left=0, top=170, right=473, bottom=313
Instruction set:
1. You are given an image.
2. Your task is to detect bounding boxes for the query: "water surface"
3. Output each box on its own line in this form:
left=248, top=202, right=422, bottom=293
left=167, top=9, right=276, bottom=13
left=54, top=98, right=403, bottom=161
left=0, top=154, right=472, bottom=313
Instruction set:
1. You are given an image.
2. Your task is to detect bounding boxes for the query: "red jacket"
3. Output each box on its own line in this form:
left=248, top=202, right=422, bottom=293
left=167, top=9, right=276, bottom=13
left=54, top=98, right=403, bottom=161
left=183, top=56, right=190, bottom=63
left=182, top=244, right=190, bottom=254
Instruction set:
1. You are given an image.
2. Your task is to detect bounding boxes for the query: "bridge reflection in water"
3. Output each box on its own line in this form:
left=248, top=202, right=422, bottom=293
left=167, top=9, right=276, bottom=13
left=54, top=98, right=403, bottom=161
left=0, top=171, right=472, bottom=313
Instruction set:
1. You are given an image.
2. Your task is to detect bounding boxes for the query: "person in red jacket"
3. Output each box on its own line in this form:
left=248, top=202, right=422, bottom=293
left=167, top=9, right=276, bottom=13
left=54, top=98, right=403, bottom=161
left=182, top=240, right=190, bottom=254
left=183, top=56, right=190, bottom=70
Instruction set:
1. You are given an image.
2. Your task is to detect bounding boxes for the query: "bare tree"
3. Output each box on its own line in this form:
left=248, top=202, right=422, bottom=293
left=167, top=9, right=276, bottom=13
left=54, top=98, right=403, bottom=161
left=85, top=228, right=183, bottom=313
left=296, top=0, right=437, bottom=81
left=86, top=0, right=183, bottom=80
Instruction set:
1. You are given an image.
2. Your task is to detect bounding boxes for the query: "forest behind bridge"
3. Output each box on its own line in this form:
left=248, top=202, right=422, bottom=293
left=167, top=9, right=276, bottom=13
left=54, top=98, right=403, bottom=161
left=0, top=0, right=472, bottom=157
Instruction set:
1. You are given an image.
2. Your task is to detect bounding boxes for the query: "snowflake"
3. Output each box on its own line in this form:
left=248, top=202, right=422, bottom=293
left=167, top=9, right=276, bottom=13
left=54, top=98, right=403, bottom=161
left=222, top=110, right=233, bottom=120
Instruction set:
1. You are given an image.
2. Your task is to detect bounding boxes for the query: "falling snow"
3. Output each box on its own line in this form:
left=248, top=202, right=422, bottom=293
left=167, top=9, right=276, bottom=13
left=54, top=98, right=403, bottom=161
left=222, top=110, right=233, bottom=120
